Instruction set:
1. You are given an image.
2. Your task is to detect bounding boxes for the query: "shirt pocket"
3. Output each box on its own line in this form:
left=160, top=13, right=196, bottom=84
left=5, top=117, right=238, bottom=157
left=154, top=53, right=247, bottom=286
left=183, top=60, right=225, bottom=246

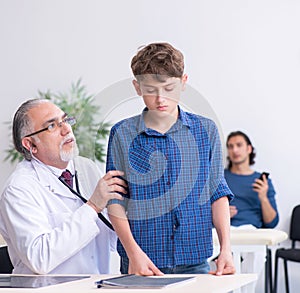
left=127, top=145, right=167, bottom=200
left=129, top=145, right=156, bottom=173
left=129, top=144, right=167, bottom=173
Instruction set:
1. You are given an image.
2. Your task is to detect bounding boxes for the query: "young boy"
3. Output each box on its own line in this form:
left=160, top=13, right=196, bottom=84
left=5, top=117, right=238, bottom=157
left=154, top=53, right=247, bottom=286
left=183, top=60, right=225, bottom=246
left=106, top=42, right=235, bottom=276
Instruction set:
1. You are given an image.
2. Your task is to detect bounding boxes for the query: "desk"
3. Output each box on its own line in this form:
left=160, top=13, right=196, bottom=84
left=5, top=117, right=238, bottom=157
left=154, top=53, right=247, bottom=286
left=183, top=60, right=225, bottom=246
left=212, top=228, right=288, bottom=293
left=0, top=274, right=257, bottom=293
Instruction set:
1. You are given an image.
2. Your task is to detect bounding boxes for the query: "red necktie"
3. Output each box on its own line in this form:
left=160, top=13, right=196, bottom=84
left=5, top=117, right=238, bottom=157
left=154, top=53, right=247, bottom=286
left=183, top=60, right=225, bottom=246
left=60, top=169, right=73, bottom=188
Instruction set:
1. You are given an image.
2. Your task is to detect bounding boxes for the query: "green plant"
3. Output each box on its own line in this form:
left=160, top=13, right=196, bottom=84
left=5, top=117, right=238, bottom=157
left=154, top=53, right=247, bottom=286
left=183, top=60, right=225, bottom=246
left=5, top=79, right=110, bottom=163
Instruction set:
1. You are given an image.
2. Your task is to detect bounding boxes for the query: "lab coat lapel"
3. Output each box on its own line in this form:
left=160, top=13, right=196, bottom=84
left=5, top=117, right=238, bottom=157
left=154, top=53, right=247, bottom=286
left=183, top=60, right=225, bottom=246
left=32, top=159, right=76, bottom=199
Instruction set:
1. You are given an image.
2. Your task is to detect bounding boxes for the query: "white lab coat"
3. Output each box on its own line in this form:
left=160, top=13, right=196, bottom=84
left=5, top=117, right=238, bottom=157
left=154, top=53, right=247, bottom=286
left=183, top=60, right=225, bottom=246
left=0, top=156, right=117, bottom=275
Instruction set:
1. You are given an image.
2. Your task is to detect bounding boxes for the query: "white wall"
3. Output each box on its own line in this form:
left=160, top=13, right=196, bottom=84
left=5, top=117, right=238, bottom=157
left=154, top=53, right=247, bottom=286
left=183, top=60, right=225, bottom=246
left=1, top=1, right=299, bottom=291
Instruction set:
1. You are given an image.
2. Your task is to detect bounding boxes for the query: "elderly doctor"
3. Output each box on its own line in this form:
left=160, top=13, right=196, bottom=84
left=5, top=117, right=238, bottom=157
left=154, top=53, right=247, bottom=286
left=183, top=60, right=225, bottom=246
left=0, top=99, right=127, bottom=274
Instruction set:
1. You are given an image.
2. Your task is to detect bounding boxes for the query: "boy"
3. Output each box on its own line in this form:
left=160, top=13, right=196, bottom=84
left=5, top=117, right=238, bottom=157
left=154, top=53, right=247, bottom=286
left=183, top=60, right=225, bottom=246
left=106, top=42, right=235, bottom=276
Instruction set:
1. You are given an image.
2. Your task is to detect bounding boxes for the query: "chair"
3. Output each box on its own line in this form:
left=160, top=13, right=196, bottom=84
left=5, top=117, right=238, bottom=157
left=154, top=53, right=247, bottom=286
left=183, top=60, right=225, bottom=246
left=274, top=205, right=300, bottom=293
left=0, top=246, right=13, bottom=273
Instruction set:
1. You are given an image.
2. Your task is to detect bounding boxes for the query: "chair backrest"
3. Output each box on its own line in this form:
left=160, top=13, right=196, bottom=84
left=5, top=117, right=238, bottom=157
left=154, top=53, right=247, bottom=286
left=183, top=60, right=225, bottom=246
left=290, top=204, right=300, bottom=246
left=0, top=246, right=13, bottom=274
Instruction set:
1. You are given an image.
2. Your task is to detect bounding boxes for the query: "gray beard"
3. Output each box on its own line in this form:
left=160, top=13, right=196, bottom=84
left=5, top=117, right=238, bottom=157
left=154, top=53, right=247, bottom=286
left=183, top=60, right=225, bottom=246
left=60, top=143, right=79, bottom=162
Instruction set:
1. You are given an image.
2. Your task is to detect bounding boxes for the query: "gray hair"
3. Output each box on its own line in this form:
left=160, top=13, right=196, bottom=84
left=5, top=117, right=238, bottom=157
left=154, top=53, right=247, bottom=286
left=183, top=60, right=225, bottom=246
left=13, top=99, right=49, bottom=160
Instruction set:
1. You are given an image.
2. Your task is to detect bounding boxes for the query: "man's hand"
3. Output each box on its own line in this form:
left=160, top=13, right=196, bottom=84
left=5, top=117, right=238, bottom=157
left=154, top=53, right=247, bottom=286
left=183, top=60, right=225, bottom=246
left=88, top=170, right=127, bottom=213
left=229, top=205, right=238, bottom=218
left=253, top=174, right=269, bottom=201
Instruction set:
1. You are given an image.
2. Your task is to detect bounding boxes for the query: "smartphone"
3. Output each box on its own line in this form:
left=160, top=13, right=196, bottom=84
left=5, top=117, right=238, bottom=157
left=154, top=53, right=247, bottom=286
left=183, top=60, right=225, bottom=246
left=259, top=172, right=270, bottom=180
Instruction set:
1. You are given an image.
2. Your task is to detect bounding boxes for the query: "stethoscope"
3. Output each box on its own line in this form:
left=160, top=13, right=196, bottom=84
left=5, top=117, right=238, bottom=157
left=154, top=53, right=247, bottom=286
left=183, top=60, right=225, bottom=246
left=58, top=171, right=114, bottom=231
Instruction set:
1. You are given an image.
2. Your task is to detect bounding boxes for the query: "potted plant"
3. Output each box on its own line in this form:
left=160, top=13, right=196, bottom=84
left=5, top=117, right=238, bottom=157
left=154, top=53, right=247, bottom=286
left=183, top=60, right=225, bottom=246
left=5, top=79, right=110, bottom=164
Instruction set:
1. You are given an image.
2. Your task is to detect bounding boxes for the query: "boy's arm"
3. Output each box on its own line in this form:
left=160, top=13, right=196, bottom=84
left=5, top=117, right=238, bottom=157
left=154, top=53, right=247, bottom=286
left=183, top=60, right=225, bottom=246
left=108, top=204, right=163, bottom=276
left=211, top=196, right=235, bottom=275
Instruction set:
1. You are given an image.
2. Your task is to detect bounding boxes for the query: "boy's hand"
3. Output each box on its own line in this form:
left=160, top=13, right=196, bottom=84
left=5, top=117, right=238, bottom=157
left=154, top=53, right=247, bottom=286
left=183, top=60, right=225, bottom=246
left=128, top=250, right=164, bottom=276
left=209, top=250, right=235, bottom=276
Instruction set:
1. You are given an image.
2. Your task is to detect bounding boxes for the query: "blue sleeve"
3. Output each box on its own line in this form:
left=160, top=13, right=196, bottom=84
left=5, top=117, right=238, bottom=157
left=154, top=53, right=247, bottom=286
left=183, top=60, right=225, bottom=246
left=204, top=119, right=234, bottom=204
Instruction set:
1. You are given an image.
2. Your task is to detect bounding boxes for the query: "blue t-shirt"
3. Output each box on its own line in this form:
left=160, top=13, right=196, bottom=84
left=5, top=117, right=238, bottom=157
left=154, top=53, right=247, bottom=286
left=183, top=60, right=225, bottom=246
left=224, top=169, right=279, bottom=228
left=106, top=106, right=233, bottom=268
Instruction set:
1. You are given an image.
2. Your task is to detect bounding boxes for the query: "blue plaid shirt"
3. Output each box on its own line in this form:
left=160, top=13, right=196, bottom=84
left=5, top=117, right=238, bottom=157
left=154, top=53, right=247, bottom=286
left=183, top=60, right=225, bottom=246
left=106, top=106, right=233, bottom=268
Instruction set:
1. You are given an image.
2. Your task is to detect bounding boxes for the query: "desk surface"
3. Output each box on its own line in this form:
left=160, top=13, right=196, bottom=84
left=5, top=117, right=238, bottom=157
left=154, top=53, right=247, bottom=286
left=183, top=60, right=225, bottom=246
left=0, top=274, right=257, bottom=293
left=213, top=228, right=288, bottom=246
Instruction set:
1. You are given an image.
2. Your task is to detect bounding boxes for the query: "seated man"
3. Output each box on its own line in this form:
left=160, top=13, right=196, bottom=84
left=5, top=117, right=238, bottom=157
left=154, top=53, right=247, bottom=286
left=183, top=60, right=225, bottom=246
left=225, top=130, right=279, bottom=229
left=224, top=130, right=279, bottom=289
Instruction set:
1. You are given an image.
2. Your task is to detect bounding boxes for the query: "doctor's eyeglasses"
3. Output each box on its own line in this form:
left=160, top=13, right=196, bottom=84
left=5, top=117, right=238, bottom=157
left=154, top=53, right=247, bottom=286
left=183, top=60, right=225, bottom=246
left=24, top=116, right=76, bottom=137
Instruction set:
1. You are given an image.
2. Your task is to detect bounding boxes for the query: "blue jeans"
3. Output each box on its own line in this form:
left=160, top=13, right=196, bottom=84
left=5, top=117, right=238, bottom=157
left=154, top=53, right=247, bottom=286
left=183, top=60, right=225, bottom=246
left=120, top=256, right=210, bottom=274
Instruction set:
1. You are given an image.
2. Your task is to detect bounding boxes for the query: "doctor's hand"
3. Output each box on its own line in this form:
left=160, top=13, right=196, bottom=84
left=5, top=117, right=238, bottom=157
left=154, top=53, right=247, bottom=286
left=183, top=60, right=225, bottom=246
left=87, top=170, right=127, bottom=213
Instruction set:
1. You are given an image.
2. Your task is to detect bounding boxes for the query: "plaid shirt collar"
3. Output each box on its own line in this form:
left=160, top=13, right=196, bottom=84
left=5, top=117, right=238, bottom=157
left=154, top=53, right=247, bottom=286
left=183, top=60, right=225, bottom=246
left=137, top=105, right=191, bottom=135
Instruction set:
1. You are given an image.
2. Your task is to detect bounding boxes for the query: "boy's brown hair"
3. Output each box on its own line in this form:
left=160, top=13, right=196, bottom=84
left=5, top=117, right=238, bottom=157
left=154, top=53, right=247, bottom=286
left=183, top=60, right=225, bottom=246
left=131, top=42, right=184, bottom=81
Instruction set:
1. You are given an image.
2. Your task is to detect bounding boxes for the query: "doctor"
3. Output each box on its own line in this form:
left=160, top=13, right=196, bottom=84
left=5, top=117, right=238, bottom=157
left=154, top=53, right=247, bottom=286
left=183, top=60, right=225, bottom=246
left=0, top=99, right=127, bottom=274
